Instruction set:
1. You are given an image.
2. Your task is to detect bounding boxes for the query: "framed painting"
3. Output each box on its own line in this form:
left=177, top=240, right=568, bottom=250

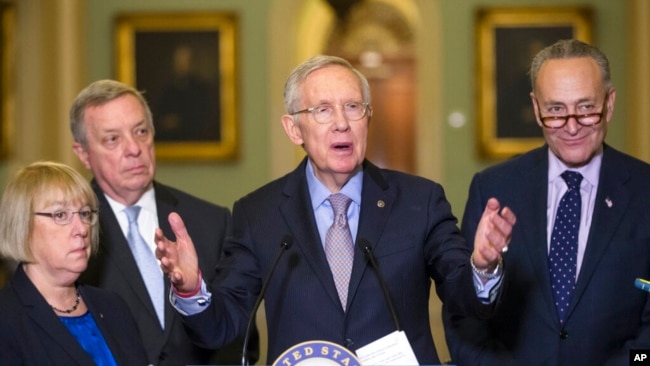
left=476, top=7, right=593, bottom=159
left=115, top=12, right=238, bottom=161
left=0, top=2, right=15, bottom=159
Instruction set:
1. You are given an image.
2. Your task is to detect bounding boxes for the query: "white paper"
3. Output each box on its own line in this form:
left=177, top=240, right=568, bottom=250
left=355, top=330, right=419, bottom=365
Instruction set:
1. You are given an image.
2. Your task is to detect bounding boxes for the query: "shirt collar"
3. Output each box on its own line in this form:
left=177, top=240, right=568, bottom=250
left=305, top=159, right=363, bottom=210
left=548, top=147, right=602, bottom=187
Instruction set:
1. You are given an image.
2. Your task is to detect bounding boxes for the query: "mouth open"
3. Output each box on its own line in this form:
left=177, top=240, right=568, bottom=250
left=332, top=142, right=352, bottom=151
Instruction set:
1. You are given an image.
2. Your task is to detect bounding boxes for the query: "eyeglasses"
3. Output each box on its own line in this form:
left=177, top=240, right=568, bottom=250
left=34, top=208, right=99, bottom=226
left=536, top=97, right=608, bottom=129
left=291, top=102, right=370, bottom=124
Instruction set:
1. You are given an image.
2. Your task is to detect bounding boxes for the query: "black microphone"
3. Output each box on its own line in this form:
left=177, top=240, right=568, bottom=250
left=241, top=235, right=294, bottom=366
left=357, top=239, right=401, bottom=331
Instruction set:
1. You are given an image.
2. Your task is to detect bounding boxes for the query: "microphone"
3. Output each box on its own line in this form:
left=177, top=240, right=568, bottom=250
left=241, top=235, right=294, bottom=366
left=635, top=278, right=650, bottom=292
left=357, top=239, right=401, bottom=331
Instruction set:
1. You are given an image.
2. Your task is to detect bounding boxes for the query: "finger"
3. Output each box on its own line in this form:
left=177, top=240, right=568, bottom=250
left=499, top=206, right=517, bottom=226
left=168, top=212, right=190, bottom=241
left=482, top=198, right=501, bottom=219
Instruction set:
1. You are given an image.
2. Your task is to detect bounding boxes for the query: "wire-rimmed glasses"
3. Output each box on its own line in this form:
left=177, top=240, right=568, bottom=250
left=291, top=102, right=370, bottom=124
left=34, top=208, right=99, bottom=225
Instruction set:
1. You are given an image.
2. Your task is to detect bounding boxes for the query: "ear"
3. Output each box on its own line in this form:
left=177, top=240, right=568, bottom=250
left=530, top=92, right=544, bottom=128
left=604, top=88, right=616, bottom=123
left=281, top=114, right=304, bottom=146
left=72, top=142, right=92, bottom=170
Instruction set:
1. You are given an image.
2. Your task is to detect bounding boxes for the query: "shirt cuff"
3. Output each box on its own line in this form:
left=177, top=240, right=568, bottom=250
left=170, top=279, right=212, bottom=316
left=473, top=271, right=503, bottom=304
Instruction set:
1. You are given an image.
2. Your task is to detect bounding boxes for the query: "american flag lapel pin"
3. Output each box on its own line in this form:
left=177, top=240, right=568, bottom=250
left=605, top=197, right=613, bottom=208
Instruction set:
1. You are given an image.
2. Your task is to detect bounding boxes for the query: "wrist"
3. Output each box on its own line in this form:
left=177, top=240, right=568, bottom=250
left=470, top=254, right=502, bottom=280
left=173, top=270, right=203, bottom=298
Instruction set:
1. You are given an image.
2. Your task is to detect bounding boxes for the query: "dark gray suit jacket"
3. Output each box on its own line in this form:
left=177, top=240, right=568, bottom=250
left=80, top=180, right=256, bottom=365
left=180, top=158, right=490, bottom=364
left=0, top=265, right=148, bottom=365
left=445, top=145, right=650, bottom=366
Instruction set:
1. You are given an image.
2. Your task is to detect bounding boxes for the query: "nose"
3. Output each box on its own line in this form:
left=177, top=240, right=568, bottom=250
left=124, top=135, right=142, bottom=155
left=331, top=105, right=351, bottom=131
left=564, top=115, right=581, bottom=134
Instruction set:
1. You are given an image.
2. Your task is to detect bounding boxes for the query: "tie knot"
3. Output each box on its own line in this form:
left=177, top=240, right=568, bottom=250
left=561, top=171, right=583, bottom=191
left=124, top=206, right=142, bottom=224
left=328, top=193, right=352, bottom=216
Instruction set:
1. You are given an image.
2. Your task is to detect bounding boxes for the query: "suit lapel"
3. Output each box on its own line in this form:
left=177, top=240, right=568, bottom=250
left=279, top=159, right=343, bottom=310
left=92, top=181, right=163, bottom=331
left=518, top=148, right=559, bottom=322
left=13, top=266, right=92, bottom=364
left=152, top=183, right=180, bottom=339
left=568, top=147, right=631, bottom=319
left=347, top=161, right=394, bottom=308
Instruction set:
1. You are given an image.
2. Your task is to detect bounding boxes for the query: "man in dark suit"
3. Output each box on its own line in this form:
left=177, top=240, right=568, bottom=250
left=444, top=39, right=650, bottom=366
left=70, top=80, right=256, bottom=365
left=155, top=55, right=516, bottom=364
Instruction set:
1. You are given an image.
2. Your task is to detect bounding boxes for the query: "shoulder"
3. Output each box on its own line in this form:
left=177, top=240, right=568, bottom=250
left=603, top=145, right=650, bottom=172
left=364, top=160, right=444, bottom=191
left=154, top=181, right=231, bottom=216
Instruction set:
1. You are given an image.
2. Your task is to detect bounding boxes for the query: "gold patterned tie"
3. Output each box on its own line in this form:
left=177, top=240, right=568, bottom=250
left=325, top=193, right=354, bottom=310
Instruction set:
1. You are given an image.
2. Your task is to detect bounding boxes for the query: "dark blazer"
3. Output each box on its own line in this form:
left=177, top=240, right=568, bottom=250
left=80, top=180, right=253, bottom=366
left=0, top=265, right=148, bottom=365
left=445, top=145, right=650, bottom=366
left=181, top=158, right=488, bottom=364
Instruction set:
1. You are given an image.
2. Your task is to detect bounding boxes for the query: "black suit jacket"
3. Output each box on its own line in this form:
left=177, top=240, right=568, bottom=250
left=445, top=145, right=650, bottom=366
left=180, top=158, right=489, bottom=364
left=80, top=180, right=254, bottom=365
left=0, top=265, right=148, bottom=365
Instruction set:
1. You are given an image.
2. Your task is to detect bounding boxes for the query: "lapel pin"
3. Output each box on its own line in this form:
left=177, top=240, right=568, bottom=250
left=377, top=200, right=385, bottom=208
left=605, top=197, right=613, bottom=208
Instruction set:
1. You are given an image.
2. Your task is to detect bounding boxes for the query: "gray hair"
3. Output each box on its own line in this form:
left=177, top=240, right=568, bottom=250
left=283, top=55, right=371, bottom=119
left=70, top=79, right=154, bottom=147
left=529, top=39, right=611, bottom=91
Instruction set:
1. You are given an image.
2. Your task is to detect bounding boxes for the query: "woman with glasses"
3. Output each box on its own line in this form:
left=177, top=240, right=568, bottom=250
left=0, top=161, right=147, bottom=365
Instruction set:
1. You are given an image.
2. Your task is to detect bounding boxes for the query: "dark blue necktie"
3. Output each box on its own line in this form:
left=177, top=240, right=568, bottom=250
left=549, top=171, right=582, bottom=324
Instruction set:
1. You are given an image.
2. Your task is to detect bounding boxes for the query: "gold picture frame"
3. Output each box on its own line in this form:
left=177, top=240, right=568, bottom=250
left=115, top=12, right=238, bottom=161
left=0, top=3, right=15, bottom=159
left=476, top=7, right=593, bottom=159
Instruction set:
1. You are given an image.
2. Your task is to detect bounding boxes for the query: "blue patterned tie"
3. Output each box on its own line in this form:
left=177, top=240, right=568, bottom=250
left=325, top=193, right=354, bottom=310
left=124, top=206, right=165, bottom=329
left=549, top=171, right=582, bottom=324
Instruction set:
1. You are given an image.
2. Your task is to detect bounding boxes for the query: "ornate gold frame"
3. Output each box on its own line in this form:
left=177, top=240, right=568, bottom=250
left=476, top=7, right=592, bottom=159
left=115, top=12, right=238, bottom=161
left=1, top=3, right=15, bottom=159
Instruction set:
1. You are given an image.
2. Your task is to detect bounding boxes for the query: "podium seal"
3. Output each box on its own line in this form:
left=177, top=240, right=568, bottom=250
left=272, top=340, right=362, bottom=366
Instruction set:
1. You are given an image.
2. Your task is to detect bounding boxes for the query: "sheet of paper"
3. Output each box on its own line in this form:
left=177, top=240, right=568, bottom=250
left=355, top=330, right=419, bottom=365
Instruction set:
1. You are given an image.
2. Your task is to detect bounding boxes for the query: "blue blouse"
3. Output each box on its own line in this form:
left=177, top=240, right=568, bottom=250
left=59, top=312, right=117, bottom=366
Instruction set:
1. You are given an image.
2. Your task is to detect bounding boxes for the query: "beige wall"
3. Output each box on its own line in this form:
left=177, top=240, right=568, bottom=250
left=1, top=0, right=648, bottom=364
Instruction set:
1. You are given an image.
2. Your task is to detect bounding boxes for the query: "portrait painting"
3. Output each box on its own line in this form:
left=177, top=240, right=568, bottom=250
left=115, top=12, right=238, bottom=161
left=476, top=7, right=593, bottom=159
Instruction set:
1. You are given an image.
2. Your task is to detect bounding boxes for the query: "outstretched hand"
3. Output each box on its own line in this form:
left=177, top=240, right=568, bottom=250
left=155, top=212, right=200, bottom=293
left=472, top=198, right=516, bottom=270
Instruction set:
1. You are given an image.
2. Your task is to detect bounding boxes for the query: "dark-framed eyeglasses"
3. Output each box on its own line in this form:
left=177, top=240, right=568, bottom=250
left=291, top=102, right=370, bottom=124
left=34, top=208, right=99, bottom=226
left=535, top=97, right=608, bottom=129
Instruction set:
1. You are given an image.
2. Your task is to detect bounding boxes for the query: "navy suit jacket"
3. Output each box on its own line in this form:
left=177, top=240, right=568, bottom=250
left=0, top=265, right=148, bottom=365
left=445, top=145, right=650, bottom=366
left=181, top=158, right=489, bottom=364
left=80, top=180, right=253, bottom=365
